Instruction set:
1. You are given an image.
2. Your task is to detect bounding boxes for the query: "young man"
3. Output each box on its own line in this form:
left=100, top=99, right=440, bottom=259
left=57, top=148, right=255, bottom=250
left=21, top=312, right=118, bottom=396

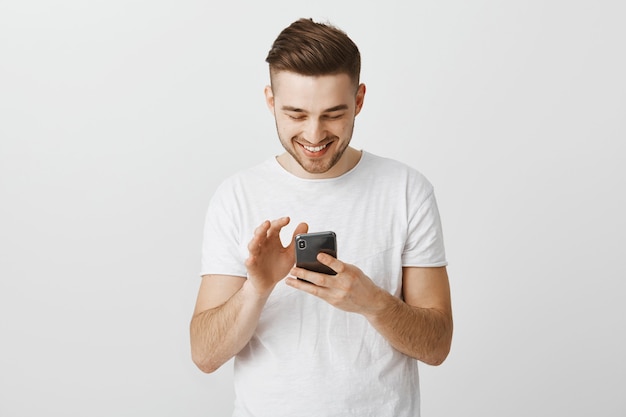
left=190, top=18, right=452, bottom=417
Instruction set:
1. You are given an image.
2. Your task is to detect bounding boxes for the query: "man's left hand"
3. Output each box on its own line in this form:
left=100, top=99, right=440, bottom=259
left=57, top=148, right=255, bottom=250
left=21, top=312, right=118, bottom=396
left=286, top=253, right=386, bottom=315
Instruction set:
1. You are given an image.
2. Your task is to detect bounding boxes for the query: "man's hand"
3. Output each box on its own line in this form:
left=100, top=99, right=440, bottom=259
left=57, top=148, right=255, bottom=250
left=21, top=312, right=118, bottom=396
left=286, top=254, right=452, bottom=364
left=245, top=217, right=308, bottom=297
left=285, top=252, right=386, bottom=315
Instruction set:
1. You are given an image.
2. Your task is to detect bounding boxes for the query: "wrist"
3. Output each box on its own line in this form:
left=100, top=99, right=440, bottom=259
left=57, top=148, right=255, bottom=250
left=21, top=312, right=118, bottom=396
left=241, top=277, right=275, bottom=301
left=363, top=287, right=398, bottom=321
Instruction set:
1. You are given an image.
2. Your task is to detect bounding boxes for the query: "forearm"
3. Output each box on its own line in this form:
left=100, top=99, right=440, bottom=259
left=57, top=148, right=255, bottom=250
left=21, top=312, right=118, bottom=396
left=365, top=290, right=453, bottom=366
left=190, top=280, right=269, bottom=373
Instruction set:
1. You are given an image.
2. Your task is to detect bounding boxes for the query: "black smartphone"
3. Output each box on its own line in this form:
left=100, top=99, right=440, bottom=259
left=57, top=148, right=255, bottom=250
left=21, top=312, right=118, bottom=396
left=294, top=231, right=337, bottom=275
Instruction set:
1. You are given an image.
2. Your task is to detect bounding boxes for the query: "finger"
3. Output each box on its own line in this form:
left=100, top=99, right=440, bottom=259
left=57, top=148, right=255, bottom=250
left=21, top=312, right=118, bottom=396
left=248, top=220, right=271, bottom=251
left=290, top=266, right=328, bottom=288
left=285, top=276, right=325, bottom=295
left=255, top=220, right=271, bottom=236
left=244, top=254, right=257, bottom=269
left=267, top=216, right=290, bottom=237
left=289, top=222, right=309, bottom=248
left=294, top=222, right=309, bottom=236
left=317, top=252, right=344, bottom=274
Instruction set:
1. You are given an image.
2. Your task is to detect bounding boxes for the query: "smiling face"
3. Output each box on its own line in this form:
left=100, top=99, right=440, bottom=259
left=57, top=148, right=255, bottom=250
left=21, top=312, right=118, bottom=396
left=265, top=71, right=366, bottom=179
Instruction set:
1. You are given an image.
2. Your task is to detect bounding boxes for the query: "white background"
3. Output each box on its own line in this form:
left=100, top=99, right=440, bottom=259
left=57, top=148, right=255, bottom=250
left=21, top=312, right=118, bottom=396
left=1, top=1, right=624, bottom=416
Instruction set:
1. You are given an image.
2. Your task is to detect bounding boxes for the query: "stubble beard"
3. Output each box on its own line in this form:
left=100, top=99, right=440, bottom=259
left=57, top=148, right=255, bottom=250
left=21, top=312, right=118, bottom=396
left=286, top=137, right=348, bottom=174
left=277, top=123, right=355, bottom=175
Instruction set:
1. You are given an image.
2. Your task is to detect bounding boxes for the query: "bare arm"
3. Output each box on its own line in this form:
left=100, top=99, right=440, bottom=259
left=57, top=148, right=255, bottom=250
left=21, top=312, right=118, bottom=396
left=364, top=266, right=453, bottom=365
left=190, top=217, right=308, bottom=373
left=190, top=275, right=268, bottom=373
left=287, top=256, right=452, bottom=366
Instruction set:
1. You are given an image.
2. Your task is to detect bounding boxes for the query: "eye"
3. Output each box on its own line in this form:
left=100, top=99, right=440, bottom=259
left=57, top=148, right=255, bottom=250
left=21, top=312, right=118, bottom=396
left=287, top=114, right=306, bottom=120
left=324, top=114, right=344, bottom=120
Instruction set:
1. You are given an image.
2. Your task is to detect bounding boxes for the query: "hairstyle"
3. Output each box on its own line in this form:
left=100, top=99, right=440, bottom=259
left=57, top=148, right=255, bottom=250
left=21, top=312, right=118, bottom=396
left=265, top=18, right=361, bottom=87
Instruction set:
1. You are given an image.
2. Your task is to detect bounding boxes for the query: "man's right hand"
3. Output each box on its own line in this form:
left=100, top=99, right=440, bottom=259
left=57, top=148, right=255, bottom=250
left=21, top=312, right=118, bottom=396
left=244, top=217, right=308, bottom=297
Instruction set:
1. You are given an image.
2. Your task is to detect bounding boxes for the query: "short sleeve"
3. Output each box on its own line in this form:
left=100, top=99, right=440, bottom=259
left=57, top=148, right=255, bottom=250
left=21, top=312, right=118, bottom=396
left=402, top=189, right=448, bottom=267
left=199, top=181, right=248, bottom=277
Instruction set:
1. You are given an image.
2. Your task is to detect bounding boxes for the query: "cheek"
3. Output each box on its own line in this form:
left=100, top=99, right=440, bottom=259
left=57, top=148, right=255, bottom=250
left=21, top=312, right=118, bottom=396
left=275, top=122, right=298, bottom=142
left=278, top=119, right=302, bottom=135
left=334, top=121, right=354, bottom=137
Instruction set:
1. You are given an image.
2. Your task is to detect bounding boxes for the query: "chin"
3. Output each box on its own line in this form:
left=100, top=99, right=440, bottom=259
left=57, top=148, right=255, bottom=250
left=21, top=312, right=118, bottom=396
left=297, top=159, right=329, bottom=173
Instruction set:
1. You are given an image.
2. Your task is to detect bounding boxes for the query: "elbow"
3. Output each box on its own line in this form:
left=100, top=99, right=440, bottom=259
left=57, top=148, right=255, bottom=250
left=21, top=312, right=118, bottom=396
left=422, top=324, right=453, bottom=366
left=423, top=348, right=450, bottom=366
left=190, top=316, right=225, bottom=374
left=195, top=362, right=220, bottom=374
left=420, top=342, right=451, bottom=366
left=191, top=351, right=222, bottom=374
left=190, top=334, right=223, bottom=374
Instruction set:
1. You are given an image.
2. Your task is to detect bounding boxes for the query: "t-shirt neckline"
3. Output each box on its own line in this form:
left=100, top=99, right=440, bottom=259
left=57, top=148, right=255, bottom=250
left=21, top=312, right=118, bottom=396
left=270, top=150, right=369, bottom=182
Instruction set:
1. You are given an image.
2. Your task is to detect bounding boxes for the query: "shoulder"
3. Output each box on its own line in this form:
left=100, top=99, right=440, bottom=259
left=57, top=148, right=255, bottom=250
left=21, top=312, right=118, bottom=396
left=359, top=151, right=434, bottom=193
left=213, top=157, right=277, bottom=194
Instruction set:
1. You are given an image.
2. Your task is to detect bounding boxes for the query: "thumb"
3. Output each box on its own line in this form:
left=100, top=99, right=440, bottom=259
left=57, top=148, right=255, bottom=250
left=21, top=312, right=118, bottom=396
left=289, top=222, right=309, bottom=249
left=287, top=223, right=308, bottom=264
left=293, top=222, right=309, bottom=239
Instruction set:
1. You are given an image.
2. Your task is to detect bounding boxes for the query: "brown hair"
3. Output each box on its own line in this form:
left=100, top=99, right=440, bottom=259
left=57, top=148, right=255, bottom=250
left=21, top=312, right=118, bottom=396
left=265, top=18, right=361, bottom=86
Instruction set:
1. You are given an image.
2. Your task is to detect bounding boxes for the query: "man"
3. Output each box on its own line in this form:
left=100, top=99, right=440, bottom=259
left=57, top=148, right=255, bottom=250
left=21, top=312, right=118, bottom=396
left=190, top=17, right=452, bottom=417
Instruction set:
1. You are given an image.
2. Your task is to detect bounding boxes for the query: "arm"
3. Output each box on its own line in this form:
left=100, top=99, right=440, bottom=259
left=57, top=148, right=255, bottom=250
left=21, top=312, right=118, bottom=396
left=190, top=217, right=308, bottom=373
left=365, top=266, right=453, bottom=365
left=190, top=275, right=266, bottom=373
left=286, top=256, right=452, bottom=366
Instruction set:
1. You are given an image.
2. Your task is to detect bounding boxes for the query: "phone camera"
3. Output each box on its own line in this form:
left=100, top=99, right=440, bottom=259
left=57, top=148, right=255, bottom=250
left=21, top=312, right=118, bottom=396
left=298, top=240, right=306, bottom=249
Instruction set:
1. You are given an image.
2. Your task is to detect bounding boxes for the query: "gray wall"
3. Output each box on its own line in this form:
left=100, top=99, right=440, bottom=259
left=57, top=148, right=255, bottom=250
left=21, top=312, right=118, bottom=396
left=1, top=1, right=624, bottom=416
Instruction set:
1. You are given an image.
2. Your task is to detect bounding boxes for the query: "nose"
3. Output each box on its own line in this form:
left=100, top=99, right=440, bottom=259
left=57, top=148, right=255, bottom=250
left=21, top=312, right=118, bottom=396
left=303, top=119, right=326, bottom=144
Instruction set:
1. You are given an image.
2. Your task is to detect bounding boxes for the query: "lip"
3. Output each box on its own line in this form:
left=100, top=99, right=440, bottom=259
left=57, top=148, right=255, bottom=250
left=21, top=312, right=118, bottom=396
left=298, top=140, right=332, bottom=157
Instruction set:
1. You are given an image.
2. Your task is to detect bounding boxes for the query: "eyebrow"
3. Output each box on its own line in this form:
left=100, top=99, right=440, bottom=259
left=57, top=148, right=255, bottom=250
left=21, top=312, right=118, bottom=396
left=281, top=104, right=349, bottom=113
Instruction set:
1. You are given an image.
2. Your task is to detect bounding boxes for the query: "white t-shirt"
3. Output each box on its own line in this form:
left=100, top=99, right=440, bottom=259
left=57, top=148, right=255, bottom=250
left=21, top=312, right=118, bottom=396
left=201, top=151, right=447, bottom=417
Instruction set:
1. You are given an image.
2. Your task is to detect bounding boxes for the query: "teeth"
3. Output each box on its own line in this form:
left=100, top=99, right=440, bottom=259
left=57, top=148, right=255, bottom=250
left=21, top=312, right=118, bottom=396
left=303, top=144, right=327, bottom=152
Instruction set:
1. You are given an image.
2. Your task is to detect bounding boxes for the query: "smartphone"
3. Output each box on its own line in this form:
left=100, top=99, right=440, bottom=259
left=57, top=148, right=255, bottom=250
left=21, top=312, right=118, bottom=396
left=294, top=231, right=337, bottom=275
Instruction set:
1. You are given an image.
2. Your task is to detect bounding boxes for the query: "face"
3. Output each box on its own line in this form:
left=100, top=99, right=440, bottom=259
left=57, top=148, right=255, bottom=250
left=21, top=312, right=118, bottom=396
left=265, top=71, right=365, bottom=179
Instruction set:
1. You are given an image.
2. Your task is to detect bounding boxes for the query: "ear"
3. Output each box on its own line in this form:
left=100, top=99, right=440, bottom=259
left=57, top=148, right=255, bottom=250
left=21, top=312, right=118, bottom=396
left=354, top=83, right=366, bottom=116
left=264, top=85, right=275, bottom=114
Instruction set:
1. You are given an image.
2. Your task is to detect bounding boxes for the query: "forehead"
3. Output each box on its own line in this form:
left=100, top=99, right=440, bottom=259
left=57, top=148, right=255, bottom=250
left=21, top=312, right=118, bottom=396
left=271, top=71, right=355, bottom=109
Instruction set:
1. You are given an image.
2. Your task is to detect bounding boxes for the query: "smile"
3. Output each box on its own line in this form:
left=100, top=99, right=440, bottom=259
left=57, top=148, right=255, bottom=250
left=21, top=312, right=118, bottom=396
left=302, top=143, right=328, bottom=152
